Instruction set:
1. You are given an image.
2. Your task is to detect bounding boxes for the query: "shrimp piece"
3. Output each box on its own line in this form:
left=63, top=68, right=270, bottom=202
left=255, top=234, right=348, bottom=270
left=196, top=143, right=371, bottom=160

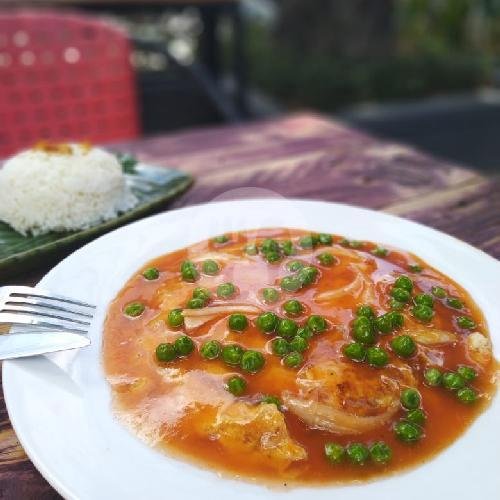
left=284, top=361, right=414, bottom=435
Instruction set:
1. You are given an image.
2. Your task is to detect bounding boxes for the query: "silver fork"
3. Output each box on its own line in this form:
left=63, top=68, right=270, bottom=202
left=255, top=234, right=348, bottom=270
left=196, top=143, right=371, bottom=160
left=0, top=286, right=95, bottom=359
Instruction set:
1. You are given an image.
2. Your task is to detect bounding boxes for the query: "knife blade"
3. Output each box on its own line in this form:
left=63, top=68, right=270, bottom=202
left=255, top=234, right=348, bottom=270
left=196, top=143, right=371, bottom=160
left=0, top=330, right=90, bottom=360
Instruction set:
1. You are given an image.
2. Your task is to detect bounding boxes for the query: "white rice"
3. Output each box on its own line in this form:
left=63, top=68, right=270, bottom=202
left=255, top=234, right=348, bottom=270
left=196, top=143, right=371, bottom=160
left=0, top=143, right=138, bottom=236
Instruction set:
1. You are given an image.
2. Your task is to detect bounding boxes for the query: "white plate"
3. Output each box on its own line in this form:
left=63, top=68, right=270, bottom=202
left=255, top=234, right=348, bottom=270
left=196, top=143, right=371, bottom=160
left=3, top=199, right=500, bottom=500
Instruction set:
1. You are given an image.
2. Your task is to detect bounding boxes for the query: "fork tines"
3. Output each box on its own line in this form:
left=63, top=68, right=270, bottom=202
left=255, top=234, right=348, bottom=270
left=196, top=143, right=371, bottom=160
left=0, top=286, right=96, bottom=333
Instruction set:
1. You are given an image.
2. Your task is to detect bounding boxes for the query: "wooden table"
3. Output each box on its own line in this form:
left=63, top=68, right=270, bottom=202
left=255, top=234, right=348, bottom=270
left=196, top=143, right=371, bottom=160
left=1, top=113, right=499, bottom=498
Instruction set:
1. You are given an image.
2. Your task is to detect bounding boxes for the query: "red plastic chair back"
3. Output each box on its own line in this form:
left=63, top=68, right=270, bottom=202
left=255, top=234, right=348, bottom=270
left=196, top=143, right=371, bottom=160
left=0, top=10, right=140, bottom=158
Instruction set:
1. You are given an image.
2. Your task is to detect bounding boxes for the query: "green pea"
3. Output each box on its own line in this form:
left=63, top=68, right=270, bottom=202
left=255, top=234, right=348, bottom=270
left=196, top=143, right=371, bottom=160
left=271, top=337, right=290, bottom=357
left=240, top=350, right=265, bottom=373
left=366, top=346, right=389, bottom=367
left=261, top=238, right=279, bottom=253
left=375, top=312, right=403, bottom=334
left=256, top=312, right=279, bottom=333
left=343, top=342, right=367, bottom=362
left=262, top=287, right=280, bottom=304
left=317, top=252, right=335, bottom=266
left=446, top=297, right=463, bottom=309
left=356, top=305, right=375, bottom=319
left=406, top=409, right=426, bottom=426
left=286, top=260, right=305, bottom=272
left=180, top=260, right=199, bottom=282
left=202, top=259, right=220, bottom=275
left=391, top=335, right=416, bottom=358
left=228, top=313, right=248, bottom=332
left=372, top=247, right=389, bottom=257
left=412, top=304, right=434, bottom=323
left=281, top=240, right=295, bottom=256
left=261, top=395, right=281, bottom=408
left=277, top=318, right=299, bottom=339
left=217, top=282, right=236, bottom=299
left=222, top=344, right=245, bottom=365
left=244, top=244, right=258, bottom=255
left=352, top=316, right=376, bottom=345
left=297, top=326, right=313, bottom=340
left=400, top=388, right=421, bottom=409
left=297, top=266, right=319, bottom=286
left=391, top=287, right=411, bottom=303
left=167, top=308, right=184, bottom=327
left=156, top=342, right=176, bottom=362
left=299, top=235, right=316, bottom=249
left=200, top=340, right=221, bottom=360
left=388, top=311, right=404, bottom=328
left=124, top=302, right=145, bottom=317
left=280, top=275, right=302, bottom=292
left=289, top=335, right=309, bottom=353
left=347, top=240, right=363, bottom=248
left=318, top=233, right=333, bottom=245
left=394, top=275, right=413, bottom=292
left=431, top=286, right=447, bottom=298
left=174, top=335, right=195, bottom=356
left=283, top=351, right=303, bottom=368
left=213, top=234, right=229, bottom=244
left=142, top=267, right=159, bottom=280
left=390, top=299, right=405, bottom=311
left=307, top=314, right=328, bottom=334
left=346, top=443, right=370, bottom=465
left=193, top=287, right=211, bottom=302
left=186, top=297, right=205, bottom=309
left=283, top=299, right=304, bottom=317
left=226, top=376, right=246, bottom=396
left=457, top=316, right=476, bottom=329
left=457, top=387, right=477, bottom=404
left=324, top=442, right=345, bottom=464
left=414, top=294, right=434, bottom=308
left=374, top=314, right=393, bottom=334
left=408, top=264, right=423, bottom=273
left=457, top=365, right=477, bottom=382
left=394, top=421, right=423, bottom=442
left=424, top=367, right=442, bottom=386
left=442, top=372, right=466, bottom=391
left=369, top=442, right=392, bottom=464
left=264, top=251, right=282, bottom=264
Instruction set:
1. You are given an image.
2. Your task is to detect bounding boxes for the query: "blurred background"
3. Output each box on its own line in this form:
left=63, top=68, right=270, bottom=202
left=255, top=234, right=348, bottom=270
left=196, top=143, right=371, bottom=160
left=2, top=0, right=500, bottom=171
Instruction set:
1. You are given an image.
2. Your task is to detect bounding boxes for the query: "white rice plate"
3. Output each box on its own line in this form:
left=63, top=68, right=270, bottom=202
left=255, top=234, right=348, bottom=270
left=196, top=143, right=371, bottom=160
left=0, top=144, right=138, bottom=236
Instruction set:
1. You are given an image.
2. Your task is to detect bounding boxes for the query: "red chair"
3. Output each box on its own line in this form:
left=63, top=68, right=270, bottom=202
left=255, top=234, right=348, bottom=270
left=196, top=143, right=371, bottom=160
left=0, top=10, right=140, bottom=158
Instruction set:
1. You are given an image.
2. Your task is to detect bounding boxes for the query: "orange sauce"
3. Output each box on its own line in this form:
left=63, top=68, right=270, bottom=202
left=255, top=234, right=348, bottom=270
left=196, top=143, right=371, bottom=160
left=103, top=228, right=498, bottom=486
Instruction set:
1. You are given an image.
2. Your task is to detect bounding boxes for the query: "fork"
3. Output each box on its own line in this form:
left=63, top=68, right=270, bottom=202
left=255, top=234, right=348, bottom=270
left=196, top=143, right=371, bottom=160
left=0, top=286, right=95, bottom=359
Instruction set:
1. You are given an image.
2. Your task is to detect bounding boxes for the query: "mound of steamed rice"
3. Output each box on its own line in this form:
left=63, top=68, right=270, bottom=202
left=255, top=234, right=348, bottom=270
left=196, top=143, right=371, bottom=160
left=0, top=143, right=138, bottom=236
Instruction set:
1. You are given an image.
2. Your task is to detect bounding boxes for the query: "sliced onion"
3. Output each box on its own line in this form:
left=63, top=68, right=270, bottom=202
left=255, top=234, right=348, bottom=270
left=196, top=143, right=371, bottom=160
left=314, top=271, right=364, bottom=303
left=191, top=252, right=243, bottom=264
left=330, top=246, right=366, bottom=262
left=183, top=304, right=261, bottom=317
left=182, top=304, right=262, bottom=330
left=407, top=328, right=458, bottom=345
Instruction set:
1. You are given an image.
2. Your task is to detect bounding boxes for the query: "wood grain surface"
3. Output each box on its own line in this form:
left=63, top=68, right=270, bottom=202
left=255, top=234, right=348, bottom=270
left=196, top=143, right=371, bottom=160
left=0, top=113, right=498, bottom=499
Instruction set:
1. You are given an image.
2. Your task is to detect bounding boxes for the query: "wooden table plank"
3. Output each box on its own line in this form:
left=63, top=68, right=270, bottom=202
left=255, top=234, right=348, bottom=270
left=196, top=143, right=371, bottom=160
left=0, top=113, right=498, bottom=499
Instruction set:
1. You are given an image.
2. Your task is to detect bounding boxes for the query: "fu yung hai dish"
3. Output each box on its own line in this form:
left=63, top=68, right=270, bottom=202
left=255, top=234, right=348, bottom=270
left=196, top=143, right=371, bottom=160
left=103, top=229, right=497, bottom=485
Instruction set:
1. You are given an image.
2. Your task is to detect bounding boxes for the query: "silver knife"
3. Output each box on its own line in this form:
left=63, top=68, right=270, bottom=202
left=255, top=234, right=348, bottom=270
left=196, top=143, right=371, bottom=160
left=0, top=330, right=90, bottom=360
